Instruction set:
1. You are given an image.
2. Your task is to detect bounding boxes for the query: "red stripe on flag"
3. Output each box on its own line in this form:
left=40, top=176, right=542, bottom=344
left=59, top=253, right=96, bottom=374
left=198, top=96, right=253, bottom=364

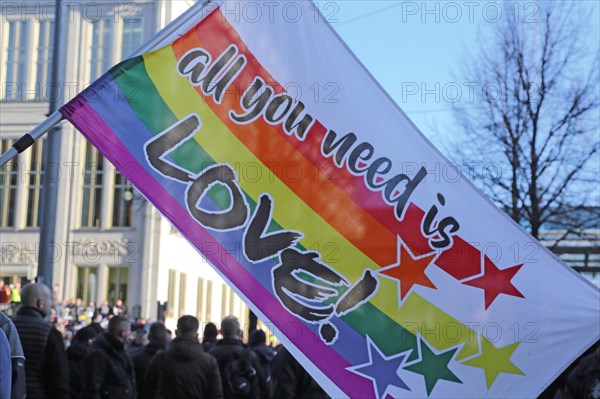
left=173, top=20, right=400, bottom=267
left=189, top=9, right=484, bottom=279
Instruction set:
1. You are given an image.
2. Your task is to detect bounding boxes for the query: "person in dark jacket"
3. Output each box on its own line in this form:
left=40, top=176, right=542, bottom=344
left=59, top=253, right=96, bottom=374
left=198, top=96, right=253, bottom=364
left=12, top=283, right=70, bottom=399
left=0, top=310, right=26, bottom=399
left=202, top=322, right=218, bottom=352
left=208, top=316, right=268, bottom=399
left=83, top=315, right=136, bottom=399
left=145, top=315, right=223, bottom=399
left=554, top=342, right=600, bottom=399
left=270, top=346, right=330, bottom=399
left=248, top=330, right=277, bottom=390
left=131, top=322, right=169, bottom=399
left=67, top=325, right=100, bottom=399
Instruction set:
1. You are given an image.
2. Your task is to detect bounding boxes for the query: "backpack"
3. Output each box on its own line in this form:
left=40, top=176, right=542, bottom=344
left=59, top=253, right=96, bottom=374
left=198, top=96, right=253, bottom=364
left=223, top=349, right=257, bottom=398
left=253, top=346, right=276, bottom=369
left=251, top=346, right=276, bottom=389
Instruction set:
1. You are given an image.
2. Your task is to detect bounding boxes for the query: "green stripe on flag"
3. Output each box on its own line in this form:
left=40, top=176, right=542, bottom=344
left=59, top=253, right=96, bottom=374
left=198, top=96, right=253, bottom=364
left=110, top=56, right=425, bottom=365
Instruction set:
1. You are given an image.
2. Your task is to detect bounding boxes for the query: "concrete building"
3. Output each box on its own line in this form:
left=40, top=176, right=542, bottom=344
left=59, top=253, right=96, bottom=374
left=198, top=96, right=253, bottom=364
left=0, top=0, right=250, bottom=331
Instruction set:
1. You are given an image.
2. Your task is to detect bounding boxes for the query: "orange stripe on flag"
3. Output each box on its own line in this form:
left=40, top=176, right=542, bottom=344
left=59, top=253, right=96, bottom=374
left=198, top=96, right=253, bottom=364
left=171, top=30, right=399, bottom=267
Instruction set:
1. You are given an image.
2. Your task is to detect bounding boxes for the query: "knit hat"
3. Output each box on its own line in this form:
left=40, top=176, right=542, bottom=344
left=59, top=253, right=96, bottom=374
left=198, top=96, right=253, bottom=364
left=248, top=329, right=266, bottom=347
left=203, top=322, right=218, bottom=339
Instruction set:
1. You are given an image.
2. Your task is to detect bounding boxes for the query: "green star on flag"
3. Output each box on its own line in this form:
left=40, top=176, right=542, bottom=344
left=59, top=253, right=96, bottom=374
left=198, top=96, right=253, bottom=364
left=404, top=338, right=462, bottom=395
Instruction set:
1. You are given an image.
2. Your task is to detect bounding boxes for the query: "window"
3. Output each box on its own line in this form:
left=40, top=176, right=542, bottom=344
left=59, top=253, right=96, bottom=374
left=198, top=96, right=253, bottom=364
left=197, top=278, right=205, bottom=321
left=4, top=20, right=29, bottom=100
left=81, top=142, right=104, bottom=227
left=0, top=140, right=18, bottom=227
left=3, top=19, right=57, bottom=101
left=76, top=266, right=98, bottom=304
left=89, top=18, right=114, bottom=80
left=112, top=173, right=133, bottom=227
left=25, top=140, right=44, bottom=227
left=35, top=21, right=54, bottom=99
left=205, top=280, right=212, bottom=322
left=178, top=272, right=187, bottom=316
left=121, top=16, right=145, bottom=58
left=221, top=284, right=229, bottom=320
left=220, top=284, right=238, bottom=320
left=107, top=267, right=128, bottom=304
left=197, top=278, right=213, bottom=323
left=229, top=288, right=236, bottom=316
left=80, top=143, right=135, bottom=228
left=167, top=269, right=176, bottom=317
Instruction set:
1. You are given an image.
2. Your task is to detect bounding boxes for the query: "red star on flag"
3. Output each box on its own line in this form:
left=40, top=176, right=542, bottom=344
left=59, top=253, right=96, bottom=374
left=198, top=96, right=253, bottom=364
left=379, top=240, right=437, bottom=300
left=464, top=256, right=525, bottom=309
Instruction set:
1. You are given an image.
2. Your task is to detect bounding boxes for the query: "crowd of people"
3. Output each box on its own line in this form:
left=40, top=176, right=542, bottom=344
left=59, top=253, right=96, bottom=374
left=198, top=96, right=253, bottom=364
left=0, top=282, right=330, bottom=399
left=47, top=297, right=128, bottom=341
left=2, top=282, right=598, bottom=399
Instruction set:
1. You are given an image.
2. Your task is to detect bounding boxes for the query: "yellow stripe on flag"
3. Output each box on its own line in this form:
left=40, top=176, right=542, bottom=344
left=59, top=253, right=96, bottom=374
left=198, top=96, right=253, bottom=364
left=143, top=46, right=374, bottom=282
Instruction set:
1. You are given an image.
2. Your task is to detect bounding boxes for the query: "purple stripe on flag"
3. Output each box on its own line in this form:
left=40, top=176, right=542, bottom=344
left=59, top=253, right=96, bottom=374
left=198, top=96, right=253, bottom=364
left=80, top=80, right=378, bottom=364
left=79, top=79, right=376, bottom=367
left=65, top=98, right=375, bottom=398
left=69, top=74, right=372, bottom=367
left=69, top=80, right=375, bottom=368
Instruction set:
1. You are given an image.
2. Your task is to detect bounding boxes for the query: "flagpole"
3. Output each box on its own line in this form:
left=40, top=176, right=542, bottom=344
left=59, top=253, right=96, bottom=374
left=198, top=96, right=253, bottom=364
left=0, top=0, right=213, bottom=169
left=37, top=0, right=68, bottom=286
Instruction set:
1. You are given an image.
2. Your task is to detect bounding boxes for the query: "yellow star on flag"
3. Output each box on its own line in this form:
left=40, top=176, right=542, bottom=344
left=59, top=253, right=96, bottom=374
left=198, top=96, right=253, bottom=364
left=462, top=337, right=525, bottom=388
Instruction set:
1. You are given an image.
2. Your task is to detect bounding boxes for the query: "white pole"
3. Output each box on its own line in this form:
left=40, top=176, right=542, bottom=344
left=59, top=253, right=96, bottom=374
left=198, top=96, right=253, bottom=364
left=0, top=112, right=63, bottom=166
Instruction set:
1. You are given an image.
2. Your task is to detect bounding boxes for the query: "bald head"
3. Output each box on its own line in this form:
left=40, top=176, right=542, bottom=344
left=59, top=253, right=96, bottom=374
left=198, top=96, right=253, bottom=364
left=21, top=283, right=52, bottom=316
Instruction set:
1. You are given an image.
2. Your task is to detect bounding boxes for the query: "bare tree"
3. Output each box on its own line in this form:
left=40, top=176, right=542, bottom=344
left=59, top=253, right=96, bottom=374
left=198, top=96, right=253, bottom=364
left=451, top=2, right=599, bottom=245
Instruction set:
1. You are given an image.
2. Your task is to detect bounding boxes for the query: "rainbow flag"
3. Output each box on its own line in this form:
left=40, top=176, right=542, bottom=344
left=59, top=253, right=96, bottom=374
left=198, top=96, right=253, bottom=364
left=61, top=2, right=599, bottom=398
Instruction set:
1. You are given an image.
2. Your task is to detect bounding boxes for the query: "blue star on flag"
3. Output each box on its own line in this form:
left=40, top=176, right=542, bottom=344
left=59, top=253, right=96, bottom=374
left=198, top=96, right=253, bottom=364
left=347, top=336, right=411, bottom=398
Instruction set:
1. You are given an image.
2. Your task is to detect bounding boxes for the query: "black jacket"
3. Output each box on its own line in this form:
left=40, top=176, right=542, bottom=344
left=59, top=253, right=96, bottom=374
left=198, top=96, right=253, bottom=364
left=130, top=340, right=166, bottom=399
left=83, top=332, right=136, bottom=399
left=145, top=334, right=223, bottom=399
left=208, top=338, right=268, bottom=399
left=202, top=338, right=217, bottom=353
left=270, top=346, right=330, bottom=399
left=12, top=306, right=70, bottom=399
left=67, top=339, right=93, bottom=399
left=554, top=344, right=600, bottom=399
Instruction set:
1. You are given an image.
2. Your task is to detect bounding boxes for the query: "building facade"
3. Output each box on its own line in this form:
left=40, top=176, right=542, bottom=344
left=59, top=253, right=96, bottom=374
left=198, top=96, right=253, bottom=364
left=0, top=0, right=250, bottom=331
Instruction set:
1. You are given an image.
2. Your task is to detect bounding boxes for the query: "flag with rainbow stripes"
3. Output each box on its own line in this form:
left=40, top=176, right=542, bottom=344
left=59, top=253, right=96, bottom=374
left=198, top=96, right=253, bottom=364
left=61, top=2, right=599, bottom=398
